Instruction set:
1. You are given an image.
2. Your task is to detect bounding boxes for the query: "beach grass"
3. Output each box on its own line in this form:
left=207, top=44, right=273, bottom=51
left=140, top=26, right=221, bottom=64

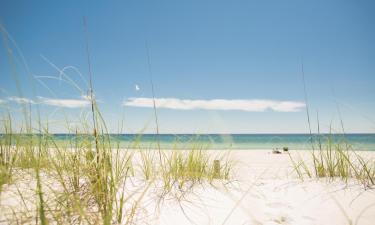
left=0, top=104, right=233, bottom=224
left=289, top=133, right=375, bottom=187
left=289, top=69, right=375, bottom=187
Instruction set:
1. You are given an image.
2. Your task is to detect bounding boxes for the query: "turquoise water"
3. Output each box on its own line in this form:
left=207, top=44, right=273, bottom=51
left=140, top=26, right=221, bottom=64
left=53, top=134, right=375, bottom=151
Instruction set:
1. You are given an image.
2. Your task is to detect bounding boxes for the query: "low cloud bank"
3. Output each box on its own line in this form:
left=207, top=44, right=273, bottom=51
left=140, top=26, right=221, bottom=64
left=123, top=97, right=305, bottom=112
left=8, top=97, right=35, bottom=104
left=37, top=97, right=91, bottom=108
left=6, top=96, right=91, bottom=108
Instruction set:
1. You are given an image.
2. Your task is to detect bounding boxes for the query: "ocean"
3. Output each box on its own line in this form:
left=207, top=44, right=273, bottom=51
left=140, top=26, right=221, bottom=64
left=52, top=133, right=375, bottom=151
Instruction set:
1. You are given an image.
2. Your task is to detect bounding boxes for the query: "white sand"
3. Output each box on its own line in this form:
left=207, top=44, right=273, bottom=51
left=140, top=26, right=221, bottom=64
left=149, top=150, right=375, bottom=225
left=139, top=150, right=375, bottom=225
left=1, top=149, right=375, bottom=225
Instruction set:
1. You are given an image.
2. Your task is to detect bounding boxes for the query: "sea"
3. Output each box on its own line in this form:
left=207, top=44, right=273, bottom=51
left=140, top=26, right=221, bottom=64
left=52, top=133, right=375, bottom=151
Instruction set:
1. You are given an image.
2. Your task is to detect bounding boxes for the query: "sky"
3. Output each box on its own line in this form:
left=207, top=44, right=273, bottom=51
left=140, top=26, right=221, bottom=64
left=0, top=0, right=374, bottom=133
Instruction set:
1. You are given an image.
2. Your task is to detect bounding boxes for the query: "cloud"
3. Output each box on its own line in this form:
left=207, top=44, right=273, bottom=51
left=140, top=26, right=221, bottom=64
left=6, top=95, right=92, bottom=108
left=8, top=96, right=35, bottom=104
left=38, top=96, right=91, bottom=108
left=123, top=97, right=305, bottom=112
left=0, top=99, right=6, bottom=104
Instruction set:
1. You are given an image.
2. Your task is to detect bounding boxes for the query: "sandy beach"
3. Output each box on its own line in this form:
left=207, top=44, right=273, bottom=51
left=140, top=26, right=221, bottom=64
left=1, top=149, right=374, bottom=225
left=152, top=150, right=375, bottom=225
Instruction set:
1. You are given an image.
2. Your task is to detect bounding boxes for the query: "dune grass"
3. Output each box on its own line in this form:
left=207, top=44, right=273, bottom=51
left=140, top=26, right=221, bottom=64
left=290, top=136, right=374, bottom=186
left=289, top=131, right=375, bottom=187
left=0, top=105, right=233, bottom=224
left=289, top=64, right=375, bottom=187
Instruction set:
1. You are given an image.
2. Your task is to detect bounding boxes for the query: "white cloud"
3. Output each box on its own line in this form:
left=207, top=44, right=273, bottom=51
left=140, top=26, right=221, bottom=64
left=6, top=95, right=92, bottom=108
left=0, top=99, right=6, bottom=104
left=38, top=96, right=91, bottom=108
left=123, top=97, right=306, bottom=112
left=8, top=96, right=35, bottom=104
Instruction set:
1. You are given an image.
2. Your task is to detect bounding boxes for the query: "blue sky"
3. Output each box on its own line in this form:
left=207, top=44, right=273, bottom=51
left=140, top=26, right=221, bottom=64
left=0, top=0, right=374, bottom=133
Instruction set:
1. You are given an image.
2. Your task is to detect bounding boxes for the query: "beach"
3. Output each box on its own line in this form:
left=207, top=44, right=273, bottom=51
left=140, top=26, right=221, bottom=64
left=1, top=149, right=374, bottom=225
left=152, top=150, right=375, bottom=225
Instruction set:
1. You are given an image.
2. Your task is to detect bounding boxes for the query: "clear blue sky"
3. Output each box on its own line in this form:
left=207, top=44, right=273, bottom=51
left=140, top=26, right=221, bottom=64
left=0, top=0, right=374, bottom=133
